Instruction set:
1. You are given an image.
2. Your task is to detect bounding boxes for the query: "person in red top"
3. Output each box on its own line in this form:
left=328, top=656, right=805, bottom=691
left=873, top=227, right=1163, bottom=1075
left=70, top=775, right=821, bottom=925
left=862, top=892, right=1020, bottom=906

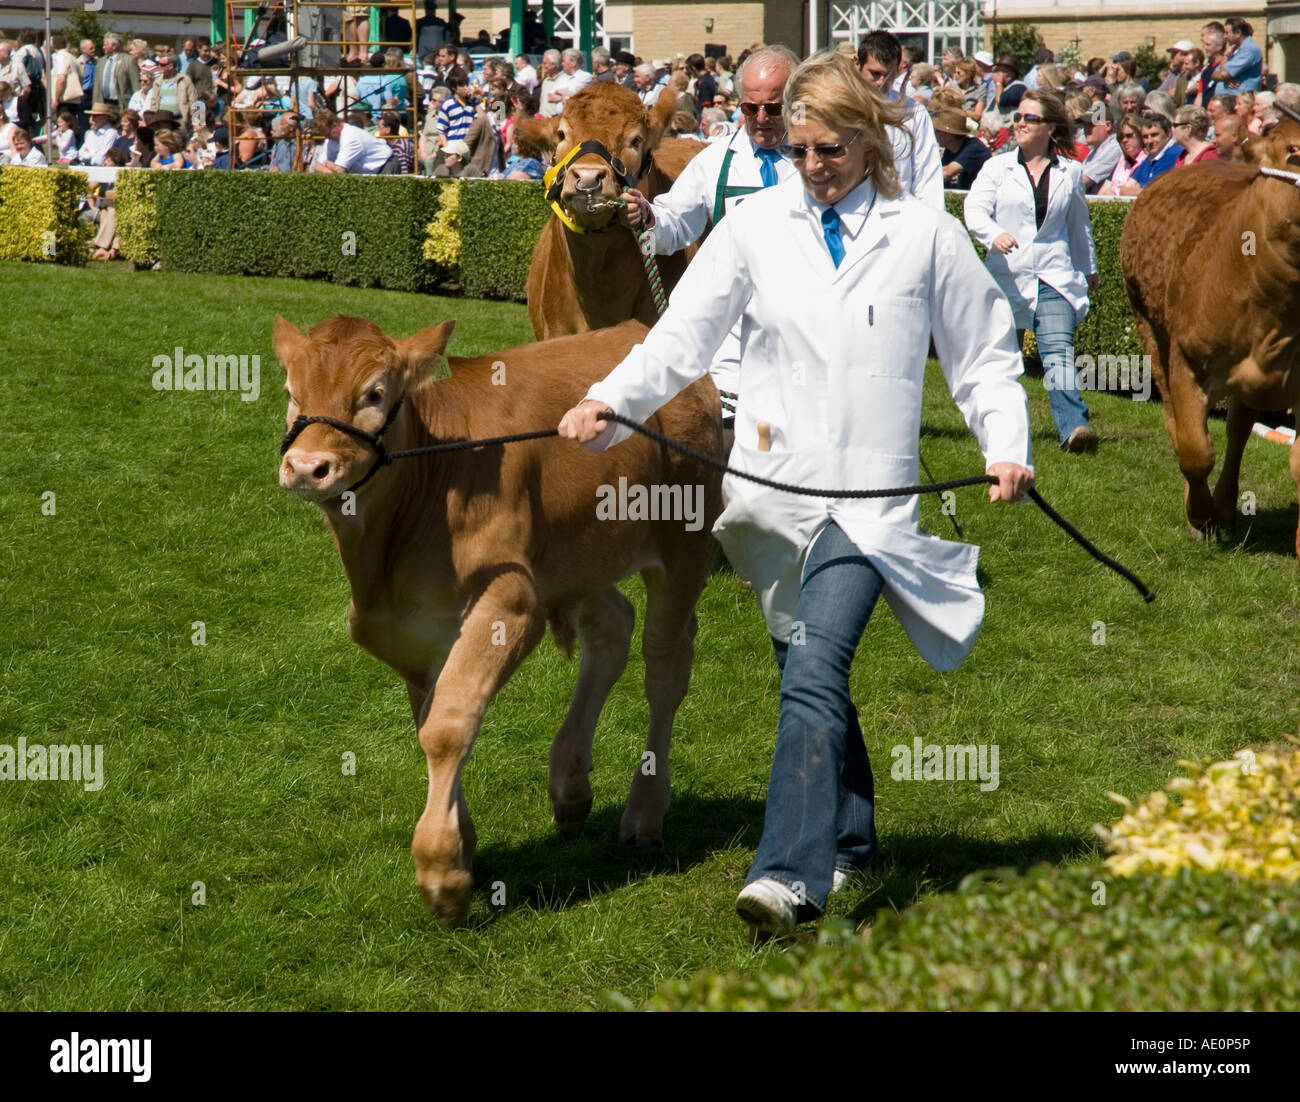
left=1173, top=105, right=1222, bottom=164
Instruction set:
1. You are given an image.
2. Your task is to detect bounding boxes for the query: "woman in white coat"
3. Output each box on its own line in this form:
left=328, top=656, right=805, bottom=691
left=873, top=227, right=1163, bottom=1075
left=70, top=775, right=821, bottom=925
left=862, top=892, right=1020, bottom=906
left=965, top=88, right=1100, bottom=452
left=558, top=52, right=1035, bottom=937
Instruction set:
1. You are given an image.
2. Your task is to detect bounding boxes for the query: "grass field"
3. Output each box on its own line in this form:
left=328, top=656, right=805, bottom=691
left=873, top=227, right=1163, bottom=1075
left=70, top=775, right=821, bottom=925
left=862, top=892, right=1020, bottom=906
left=1, top=260, right=1297, bottom=1011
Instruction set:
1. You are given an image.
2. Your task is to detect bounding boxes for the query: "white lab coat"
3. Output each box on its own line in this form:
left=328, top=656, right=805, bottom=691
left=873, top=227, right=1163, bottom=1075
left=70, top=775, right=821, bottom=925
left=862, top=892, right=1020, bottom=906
left=963, top=151, right=1097, bottom=329
left=894, top=100, right=944, bottom=211
left=585, top=173, right=1032, bottom=670
left=649, top=129, right=799, bottom=395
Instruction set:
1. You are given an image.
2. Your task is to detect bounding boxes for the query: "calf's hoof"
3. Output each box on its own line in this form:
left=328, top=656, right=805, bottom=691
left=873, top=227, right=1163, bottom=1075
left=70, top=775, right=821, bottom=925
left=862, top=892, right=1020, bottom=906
left=554, top=798, right=593, bottom=835
left=418, top=869, right=473, bottom=926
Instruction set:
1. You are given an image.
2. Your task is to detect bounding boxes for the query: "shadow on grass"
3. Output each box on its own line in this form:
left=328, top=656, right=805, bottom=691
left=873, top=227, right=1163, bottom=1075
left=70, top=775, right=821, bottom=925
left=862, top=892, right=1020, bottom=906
left=466, top=792, right=765, bottom=926
left=845, top=829, right=1097, bottom=925
left=1220, top=505, right=1298, bottom=559
left=465, top=793, right=1095, bottom=932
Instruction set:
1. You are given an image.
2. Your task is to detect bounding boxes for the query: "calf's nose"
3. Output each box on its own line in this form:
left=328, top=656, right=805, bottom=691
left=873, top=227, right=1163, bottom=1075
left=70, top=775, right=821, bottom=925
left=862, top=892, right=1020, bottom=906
left=281, top=451, right=337, bottom=488
left=571, top=164, right=607, bottom=192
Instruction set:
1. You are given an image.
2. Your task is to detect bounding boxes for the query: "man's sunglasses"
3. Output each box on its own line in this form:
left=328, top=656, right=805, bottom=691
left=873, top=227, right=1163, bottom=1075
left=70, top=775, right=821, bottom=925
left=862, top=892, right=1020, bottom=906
left=780, top=132, right=861, bottom=160
left=1013, top=112, right=1046, bottom=124
left=739, top=101, right=783, bottom=117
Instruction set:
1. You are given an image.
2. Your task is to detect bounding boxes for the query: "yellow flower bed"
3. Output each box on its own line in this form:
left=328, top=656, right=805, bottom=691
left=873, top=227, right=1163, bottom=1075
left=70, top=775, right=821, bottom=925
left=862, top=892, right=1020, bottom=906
left=1096, top=743, right=1300, bottom=882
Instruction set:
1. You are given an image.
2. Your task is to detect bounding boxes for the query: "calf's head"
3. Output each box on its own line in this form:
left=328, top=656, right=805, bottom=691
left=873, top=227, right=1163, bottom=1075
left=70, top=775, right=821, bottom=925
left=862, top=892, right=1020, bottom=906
left=517, top=82, right=678, bottom=231
left=274, top=315, right=454, bottom=503
left=1242, top=118, right=1300, bottom=169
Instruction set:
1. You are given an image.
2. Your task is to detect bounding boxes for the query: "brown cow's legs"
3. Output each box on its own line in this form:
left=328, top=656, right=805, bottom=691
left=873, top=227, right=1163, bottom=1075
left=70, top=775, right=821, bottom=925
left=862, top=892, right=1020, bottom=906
left=621, top=558, right=707, bottom=845
left=548, top=587, right=635, bottom=832
left=413, top=573, right=545, bottom=924
left=1213, top=396, right=1256, bottom=531
left=1166, top=349, right=1219, bottom=539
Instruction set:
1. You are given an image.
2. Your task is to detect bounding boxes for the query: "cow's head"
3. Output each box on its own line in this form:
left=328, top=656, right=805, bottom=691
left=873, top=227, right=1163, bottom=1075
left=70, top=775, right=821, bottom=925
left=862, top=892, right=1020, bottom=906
left=274, top=315, right=454, bottom=504
left=1242, top=118, right=1300, bottom=169
left=516, top=82, right=679, bottom=232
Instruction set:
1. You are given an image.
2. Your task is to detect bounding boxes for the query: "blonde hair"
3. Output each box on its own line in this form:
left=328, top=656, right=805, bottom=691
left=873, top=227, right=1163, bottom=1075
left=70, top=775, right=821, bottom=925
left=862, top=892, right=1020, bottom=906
left=783, top=50, right=910, bottom=198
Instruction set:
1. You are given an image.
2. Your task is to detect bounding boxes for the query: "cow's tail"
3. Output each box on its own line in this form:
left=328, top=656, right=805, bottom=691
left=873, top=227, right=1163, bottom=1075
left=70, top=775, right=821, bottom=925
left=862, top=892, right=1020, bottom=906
left=547, top=606, right=578, bottom=659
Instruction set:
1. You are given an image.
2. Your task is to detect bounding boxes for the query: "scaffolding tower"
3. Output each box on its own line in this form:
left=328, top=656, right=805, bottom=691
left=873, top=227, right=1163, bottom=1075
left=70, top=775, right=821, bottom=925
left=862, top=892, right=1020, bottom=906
left=222, top=2, right=420, bottom=170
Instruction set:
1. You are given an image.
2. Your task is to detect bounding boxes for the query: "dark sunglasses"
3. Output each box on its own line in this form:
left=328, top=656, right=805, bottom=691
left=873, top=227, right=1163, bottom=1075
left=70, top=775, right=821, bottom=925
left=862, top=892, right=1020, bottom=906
left=1013, top=112, right=1046, bottom=124
left=739, top=101, right=783, bottom=117
left=781, top=131, right=860, bottom=161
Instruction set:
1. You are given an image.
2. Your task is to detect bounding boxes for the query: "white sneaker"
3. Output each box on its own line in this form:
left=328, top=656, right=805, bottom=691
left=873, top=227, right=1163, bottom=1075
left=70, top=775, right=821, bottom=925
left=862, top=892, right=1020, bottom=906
left=831, top=866, right=866, bottom=893
left=735, top=877, right=799, bottom=936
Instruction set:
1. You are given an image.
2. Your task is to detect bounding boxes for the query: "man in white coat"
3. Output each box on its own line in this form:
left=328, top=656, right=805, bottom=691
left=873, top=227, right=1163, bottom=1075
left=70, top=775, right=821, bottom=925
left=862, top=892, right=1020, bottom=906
left=857, top=30, right=943, bottom=209
left=619, top=45, right=800, bottom=438
left=560, top=52, right=1034, bottom=937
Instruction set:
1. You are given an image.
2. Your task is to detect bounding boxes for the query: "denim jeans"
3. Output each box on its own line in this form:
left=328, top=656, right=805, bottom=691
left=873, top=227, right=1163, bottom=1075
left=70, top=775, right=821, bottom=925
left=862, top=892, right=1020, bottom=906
left=746, top=521, right=884, bottom=917
left=1025, top=279, right=1091, bottom=445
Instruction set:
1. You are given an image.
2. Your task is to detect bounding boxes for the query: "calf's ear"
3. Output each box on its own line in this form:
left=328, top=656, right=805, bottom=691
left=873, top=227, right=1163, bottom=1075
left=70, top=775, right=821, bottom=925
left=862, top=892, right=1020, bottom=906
left=272, top=315, right=306, bottom=369
left=515, top=112, right=561, bottom=155
left=401, top=319, right=456, bottom=382
left=646, top=89, right=679, bottom=146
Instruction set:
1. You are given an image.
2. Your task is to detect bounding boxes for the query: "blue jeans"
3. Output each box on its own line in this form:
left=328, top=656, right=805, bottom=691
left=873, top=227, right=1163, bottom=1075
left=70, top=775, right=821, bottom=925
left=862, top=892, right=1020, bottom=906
left=1026, top=279, right=1091, bottom=445
left=746, top=521, right=883, bottom=916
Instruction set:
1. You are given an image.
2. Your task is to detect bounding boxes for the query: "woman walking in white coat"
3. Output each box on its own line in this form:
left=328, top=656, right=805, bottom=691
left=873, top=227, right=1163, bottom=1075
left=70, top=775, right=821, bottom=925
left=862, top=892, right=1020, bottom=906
left=965, top=88, right=1100, bottom=452
left=558, top=52, right=1035, bottom=937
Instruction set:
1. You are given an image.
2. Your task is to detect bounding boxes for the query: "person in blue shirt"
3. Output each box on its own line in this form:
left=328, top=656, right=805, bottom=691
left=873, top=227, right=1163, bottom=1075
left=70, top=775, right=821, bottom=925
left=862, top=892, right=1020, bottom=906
left=1125, top=113, right=1183, bottom=192
left=1213, top=17, right=1263, bottom=95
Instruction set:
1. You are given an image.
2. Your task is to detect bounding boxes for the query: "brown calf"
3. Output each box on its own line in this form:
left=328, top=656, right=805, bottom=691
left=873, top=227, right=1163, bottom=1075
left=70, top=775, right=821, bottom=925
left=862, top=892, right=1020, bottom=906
left=275, top=315, right=722, bottom=922
left=516, top=83, right=706, bottom=339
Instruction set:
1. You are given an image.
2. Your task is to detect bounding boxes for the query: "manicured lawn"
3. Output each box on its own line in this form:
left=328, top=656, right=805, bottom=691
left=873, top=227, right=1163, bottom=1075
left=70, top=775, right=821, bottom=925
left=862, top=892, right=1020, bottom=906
left=0, top=260, right=1296, bottom=1010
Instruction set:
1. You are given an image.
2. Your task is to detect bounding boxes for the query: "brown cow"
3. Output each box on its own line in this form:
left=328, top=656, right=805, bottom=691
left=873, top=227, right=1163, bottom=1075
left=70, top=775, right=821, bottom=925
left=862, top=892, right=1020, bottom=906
left=516, top=83, right=706, bottom=339
left=1121, top=155, right=1300, bottom=553
left=1242, top=118, right=1300, bottom=169
left=275, top=315, right=722, bottom=923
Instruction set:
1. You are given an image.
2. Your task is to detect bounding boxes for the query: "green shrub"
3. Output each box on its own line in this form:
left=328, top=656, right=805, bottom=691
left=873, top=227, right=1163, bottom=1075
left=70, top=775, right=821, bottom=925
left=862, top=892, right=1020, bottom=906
left=115, top=168, right=160, bottom=267
left=458, top=179, right=549, bottom=301
left=638, top=865, right=1300, bottom=1011
left=0, top=167, right=91, bottom=265
left=1075, top=197, right=1142, bottom=360
left=152, top=171, right=448, bottom=291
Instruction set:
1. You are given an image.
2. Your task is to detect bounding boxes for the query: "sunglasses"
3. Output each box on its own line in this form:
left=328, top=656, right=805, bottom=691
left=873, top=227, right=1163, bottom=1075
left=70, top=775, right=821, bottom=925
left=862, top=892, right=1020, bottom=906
left=781, top=131, right=861, bottom=161
left=739, top=101, right=783, bottom=117
left=1013, top=112, right=1046, bottom=124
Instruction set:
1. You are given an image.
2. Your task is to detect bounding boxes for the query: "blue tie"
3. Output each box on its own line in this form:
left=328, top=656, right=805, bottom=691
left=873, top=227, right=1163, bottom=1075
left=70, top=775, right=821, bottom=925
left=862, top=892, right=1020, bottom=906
left=821, top=207, right=845, bottom=269
left=755, top=146, right=781, bottom=187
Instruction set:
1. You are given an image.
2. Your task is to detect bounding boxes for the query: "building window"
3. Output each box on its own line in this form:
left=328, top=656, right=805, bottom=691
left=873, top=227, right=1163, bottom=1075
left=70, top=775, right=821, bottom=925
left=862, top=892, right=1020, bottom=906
left=828, top=2, right=983, bottom=65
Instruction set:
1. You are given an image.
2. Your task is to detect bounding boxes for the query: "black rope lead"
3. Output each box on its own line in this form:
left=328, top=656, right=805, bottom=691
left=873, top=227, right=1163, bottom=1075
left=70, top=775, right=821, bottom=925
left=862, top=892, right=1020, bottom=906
left=280, top=406, right=1154, bottom=602
left=601, top=413, right=1155, bottom=604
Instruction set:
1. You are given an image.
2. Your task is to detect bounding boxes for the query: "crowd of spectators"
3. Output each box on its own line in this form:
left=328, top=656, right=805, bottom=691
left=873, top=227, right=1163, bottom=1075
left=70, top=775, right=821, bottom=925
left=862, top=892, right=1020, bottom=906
left=1, top=12, right=1294, bottom=261
left=906, top=17, right=1296, bottom=195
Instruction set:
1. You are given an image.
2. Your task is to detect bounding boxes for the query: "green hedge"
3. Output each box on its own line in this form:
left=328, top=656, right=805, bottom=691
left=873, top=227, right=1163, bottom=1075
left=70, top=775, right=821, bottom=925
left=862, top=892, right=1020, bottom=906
left=458, top=179, right=550, bottom=300
left=1, top=171, right=1137, bottom=347
left=634, top=864, right=1300, bottom=1011
left=115, top=169, right=159, bottom=267
left=0, top=167, right=91, bottom=265
left=150, top=171, right=450, bottom=291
